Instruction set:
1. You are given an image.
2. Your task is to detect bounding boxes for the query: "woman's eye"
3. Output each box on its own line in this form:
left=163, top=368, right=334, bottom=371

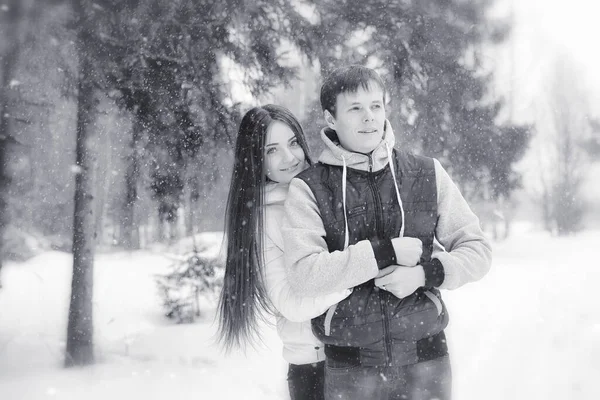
left=266, top=147, right=276, bottom=155
left=290, top=139, right=299, bottom=147
left=372, top=104, right=382, bottom=109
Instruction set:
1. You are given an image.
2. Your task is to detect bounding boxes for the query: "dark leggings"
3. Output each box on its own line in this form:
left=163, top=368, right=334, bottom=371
left=287, top=361, right=325, bottom=400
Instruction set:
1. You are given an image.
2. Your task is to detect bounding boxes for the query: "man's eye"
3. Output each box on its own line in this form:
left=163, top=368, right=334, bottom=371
left=350, top=107, right=360, bottom=111
left=373, top=104, right=382, bottom=109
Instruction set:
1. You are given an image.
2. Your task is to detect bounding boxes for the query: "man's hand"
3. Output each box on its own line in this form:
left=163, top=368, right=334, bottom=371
left=390, top=237, right=422, bottom=266
left=375, top=264, right=425, bottom=299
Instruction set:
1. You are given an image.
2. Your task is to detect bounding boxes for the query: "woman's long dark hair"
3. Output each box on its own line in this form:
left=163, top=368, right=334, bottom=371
left=217, top=104, right=311, bottom=351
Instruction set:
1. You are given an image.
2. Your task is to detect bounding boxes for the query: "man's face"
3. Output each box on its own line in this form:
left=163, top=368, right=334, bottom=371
left=325, top=82, right=386, bottom=154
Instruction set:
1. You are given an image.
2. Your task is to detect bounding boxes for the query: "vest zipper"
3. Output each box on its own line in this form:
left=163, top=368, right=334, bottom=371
left=368, top=154, right=393, bottom=366
left=367, top=156, right=384, bottom=238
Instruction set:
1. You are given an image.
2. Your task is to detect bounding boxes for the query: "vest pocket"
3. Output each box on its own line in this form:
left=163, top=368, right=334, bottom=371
left=423, top=290, right=443, bottom=316
left=324, top=302, right=339, bottom=336
left=387, top=289, right=448, bottom=342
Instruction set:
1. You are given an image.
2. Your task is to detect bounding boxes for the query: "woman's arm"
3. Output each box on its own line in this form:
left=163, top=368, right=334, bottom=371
left=263, top=232, right=351, bottom=322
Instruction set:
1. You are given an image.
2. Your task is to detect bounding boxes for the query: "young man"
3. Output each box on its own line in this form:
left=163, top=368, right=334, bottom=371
left=282, top=65, right=492, bottom=400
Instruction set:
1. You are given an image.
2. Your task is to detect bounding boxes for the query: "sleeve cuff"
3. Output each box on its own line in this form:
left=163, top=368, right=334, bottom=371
left=422, top=258, right=445, bottom=288
left=369, top=238, right=396, bottom=269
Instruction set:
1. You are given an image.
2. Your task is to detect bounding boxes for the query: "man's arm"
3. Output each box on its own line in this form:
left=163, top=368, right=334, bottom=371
left=283, top=177, right=395, bottom=297
left=428, top=159, right=492, bottom=290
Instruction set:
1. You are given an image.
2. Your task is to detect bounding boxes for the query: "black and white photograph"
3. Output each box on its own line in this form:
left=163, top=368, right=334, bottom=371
left=1, top=0, right=599, bottom=399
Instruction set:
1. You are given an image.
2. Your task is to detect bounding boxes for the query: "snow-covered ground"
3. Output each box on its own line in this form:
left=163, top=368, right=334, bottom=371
left=1, top=226, right=599, bottom=399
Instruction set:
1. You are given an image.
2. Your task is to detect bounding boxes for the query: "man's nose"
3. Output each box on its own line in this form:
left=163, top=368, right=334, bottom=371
left=363, top=108, right=374, bottom=122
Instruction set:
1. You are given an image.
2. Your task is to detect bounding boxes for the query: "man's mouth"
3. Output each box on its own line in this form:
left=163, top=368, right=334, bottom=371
left=358, top=129, right=378, bottom=134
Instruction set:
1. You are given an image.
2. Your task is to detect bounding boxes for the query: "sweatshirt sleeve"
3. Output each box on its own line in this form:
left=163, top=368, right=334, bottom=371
left=282, top=177, right=381, bottom=297
left=430, top=159, right=492, bottom=290
left=263, top=223, right=352, bottom=322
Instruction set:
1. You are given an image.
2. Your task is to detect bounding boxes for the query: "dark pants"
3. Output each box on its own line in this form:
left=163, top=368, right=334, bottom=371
left=288, top=361, right=325, bottom=400
left=324, top=355, right=452, bottom=400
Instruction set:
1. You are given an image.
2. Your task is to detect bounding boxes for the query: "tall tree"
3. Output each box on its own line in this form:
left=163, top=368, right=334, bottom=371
left=0, top=0, right=30, bottom=287
left=584, top=119, right=600, bottom=160
left=1, top=1, right=80, bottom=254
left=65, top=0, right=105, bottom=367
left=121, top=116, right=144, bottom=249
left=537, top=57, right=590, bottom=235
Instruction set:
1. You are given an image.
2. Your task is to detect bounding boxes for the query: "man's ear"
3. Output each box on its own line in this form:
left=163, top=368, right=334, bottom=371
left=324, top=110, right=336, bottom=129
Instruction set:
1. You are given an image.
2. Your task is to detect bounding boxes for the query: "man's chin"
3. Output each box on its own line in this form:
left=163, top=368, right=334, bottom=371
left=362, top=139, right=384, bottom=154
left=343, top=138, right=381, bottom=155
left=355, top=146, right=379, bottom=155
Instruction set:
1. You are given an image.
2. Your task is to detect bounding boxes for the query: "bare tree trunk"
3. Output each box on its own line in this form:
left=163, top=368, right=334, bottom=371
left=65, top=0, right=98, bottom=367
left=0, top=0, right=26, bottom=288
left=184, top=165, right=201, bottom=237
left=543, top=57, right=588, bottom=235
left=94, top=116, right=111, bottom=247
left=184, top=182, right=193, bottom=237
left=122, top=117, right=142, bottom=249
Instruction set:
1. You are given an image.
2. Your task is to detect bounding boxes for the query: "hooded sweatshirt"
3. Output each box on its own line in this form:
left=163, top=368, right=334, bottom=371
left=282, top=121, right=492, bottom=297
left=263, top=181, right=352, bottom=365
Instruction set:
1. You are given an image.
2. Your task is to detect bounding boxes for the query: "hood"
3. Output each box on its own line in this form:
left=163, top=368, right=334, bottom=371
left=315, top=120, right=406, bottom=249
left=264, top=181, right=289, bottom=207
left=318, top=119, right=397, bottom=172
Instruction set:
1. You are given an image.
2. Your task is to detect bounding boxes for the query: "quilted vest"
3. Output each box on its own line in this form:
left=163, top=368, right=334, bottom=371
left=297, top=149, right=449, bottom=367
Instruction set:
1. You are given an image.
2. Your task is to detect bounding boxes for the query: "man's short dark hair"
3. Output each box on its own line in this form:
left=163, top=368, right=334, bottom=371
left=320, top=65, right=387, bottom=117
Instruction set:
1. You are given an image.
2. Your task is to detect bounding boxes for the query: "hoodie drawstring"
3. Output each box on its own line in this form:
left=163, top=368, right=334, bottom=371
left=341, top=155, right=350, bottom=249
left=323, top=154, right=349, bottom=336
left=385, top=143, right=405, bottom=237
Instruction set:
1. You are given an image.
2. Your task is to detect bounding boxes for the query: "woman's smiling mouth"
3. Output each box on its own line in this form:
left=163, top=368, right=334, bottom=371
left=280, top=162, right=300, bottom=172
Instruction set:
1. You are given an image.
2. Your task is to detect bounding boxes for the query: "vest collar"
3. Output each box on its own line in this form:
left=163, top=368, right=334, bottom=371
left=318, top=119, right=396, bottom=172
left=316, top=120, right=405, bottom=247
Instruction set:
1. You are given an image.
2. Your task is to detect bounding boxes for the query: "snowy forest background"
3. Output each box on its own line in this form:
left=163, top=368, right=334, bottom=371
left=1, top=0, right=600, bottom=399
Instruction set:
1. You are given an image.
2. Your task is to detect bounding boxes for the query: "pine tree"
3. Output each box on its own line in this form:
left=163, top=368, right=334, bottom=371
left=300, top=0, right=531, bottom=207
left=0, top=0, right=33, bottom=287
left=95, top=0, right=313, bottom=242
left=155, top=250, right=223, bottom=323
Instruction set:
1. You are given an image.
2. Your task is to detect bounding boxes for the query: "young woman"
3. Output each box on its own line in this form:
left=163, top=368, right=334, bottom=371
left=217, top=105, right=352, bottom=400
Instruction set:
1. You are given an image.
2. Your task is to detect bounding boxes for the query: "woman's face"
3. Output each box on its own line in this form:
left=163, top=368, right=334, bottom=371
left=263, top=120, right=307, bottom=184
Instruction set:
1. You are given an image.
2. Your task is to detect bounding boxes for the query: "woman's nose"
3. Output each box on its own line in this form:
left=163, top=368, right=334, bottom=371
left=282, top=148, right=295, bottom=162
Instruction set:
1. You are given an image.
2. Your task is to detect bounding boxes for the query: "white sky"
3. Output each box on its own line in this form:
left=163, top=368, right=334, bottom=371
left=491, top=0, right=600, bottom=123
left=526, top=0, right=600, bottom=69
left=487, top=0, right=600, bottom=201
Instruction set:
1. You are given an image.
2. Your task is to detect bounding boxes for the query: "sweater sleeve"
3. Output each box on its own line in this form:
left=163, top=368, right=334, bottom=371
left=431, top=159, right=492, bottom=290
left=282, top=177, right=381, bottom=297
left=263, top=227, right=352, bottom=322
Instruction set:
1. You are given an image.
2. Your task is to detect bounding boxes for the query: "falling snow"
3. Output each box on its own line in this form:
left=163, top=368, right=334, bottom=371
left=1, top=225, right=599, bottom=399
